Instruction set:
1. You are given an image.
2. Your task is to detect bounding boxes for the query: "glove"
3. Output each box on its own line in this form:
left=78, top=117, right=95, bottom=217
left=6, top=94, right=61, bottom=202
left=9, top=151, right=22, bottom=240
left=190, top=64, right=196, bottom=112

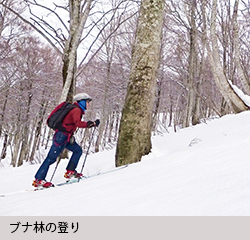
left=87, top=121, right=95, bottom=128
left=87, top=119, right=100, bottom=128
left=94, top=119, right=100, bottom=127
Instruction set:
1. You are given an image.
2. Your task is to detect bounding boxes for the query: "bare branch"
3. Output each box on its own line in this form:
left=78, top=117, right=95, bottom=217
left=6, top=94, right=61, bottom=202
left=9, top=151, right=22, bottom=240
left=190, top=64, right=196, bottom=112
left=0, top=1, right=63, bottom=55
left=23, top=0, right=69, bottom=33
left=77, top=11, right=137, bottom=76
left=30, top=17, right=65, bottom=49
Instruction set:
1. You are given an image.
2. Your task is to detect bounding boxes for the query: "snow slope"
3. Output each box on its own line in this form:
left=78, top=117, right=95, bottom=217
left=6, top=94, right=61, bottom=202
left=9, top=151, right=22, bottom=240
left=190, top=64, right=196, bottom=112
left=1, top=111, right=250, bottom=216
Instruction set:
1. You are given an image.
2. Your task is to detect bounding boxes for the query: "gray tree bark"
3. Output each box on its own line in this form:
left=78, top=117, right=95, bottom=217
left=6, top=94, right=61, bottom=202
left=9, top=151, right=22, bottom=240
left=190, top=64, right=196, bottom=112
left=115, top=0, right=165, bottom=166
left=207, top=0, right=248, bottom=113
left=60, top=0, right=93, bottom=102
left=184, top=1, right=198, bottom=127
left=232, top=0, right=250, bottom=95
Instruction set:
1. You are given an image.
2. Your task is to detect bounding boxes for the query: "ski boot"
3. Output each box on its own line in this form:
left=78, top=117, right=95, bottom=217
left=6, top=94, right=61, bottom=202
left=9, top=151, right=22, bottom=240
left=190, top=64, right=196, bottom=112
left=32, top=179, right=54, bottom=188
left=64, top=170, right=83, bottom=179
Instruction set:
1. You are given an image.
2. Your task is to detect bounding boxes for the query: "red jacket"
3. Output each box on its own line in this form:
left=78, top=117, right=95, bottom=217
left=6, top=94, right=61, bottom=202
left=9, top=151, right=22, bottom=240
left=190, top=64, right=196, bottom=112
left=62, top=102, right=88, bottom=133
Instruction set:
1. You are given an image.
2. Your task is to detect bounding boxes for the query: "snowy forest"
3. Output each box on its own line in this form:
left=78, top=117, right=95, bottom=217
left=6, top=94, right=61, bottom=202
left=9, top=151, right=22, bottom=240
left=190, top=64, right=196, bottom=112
left=0, top=0, right=250, bottom=168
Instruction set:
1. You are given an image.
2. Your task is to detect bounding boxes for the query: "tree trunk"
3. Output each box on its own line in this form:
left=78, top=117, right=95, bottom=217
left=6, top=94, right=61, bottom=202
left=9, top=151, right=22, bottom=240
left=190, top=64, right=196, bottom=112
left=29, top=99, right=48, bottom=162
left=207, top=0, right=248, bottom=113
left=95, top=41, right=115, bottom=152
left=17, top=84, right=33, bottom=166
left=0, top=87, right=9, bottom=136
left=184, top=10, right=197, bottom=127
left=11, top=127, right=21, bottom=167
left=115, top=0, right=165, bottom=167
left=152, top=79, right=162, bottom=133
left=184, top=1, right=203, bottom=127
left=232, top=0, right=250, bottom=94
left=60, top=0, right=92, bottom=103
left=0, top=133, right=8, bottom=160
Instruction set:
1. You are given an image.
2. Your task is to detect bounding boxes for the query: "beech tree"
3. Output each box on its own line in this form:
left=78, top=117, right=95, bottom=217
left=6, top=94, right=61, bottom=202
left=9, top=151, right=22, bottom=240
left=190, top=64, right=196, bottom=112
left=206, top=0, right=249, bottom=113
left=115, top=0, right=165, bottom=166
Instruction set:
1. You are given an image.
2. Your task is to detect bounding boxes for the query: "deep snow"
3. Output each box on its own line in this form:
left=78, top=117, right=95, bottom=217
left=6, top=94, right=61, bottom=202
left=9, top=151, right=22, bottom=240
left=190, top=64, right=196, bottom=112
left=1, top=111, right=250, bottom=216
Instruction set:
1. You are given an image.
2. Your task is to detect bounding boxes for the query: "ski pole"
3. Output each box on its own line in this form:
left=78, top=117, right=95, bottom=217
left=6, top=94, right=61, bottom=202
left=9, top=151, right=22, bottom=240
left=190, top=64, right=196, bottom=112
left=79, top=127, right=96, bottom=182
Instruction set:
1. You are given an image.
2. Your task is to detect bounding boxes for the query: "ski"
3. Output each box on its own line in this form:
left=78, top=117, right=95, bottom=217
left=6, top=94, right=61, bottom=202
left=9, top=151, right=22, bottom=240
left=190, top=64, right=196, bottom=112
left=57, top=164, right=129, bottom=186
left=56, top=173, right=100, bottom=187
left=0, top=164, right=129, bottom=197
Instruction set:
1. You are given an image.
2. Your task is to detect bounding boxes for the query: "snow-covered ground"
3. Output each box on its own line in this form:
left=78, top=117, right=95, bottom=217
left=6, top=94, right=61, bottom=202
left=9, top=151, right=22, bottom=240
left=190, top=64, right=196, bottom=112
left=1, top=111, right=250, bottom=216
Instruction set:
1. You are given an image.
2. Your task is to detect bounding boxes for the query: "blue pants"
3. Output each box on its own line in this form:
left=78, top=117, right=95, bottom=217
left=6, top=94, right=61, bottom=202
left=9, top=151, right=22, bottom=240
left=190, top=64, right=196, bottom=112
left=35, top=131, right=83, bottom=181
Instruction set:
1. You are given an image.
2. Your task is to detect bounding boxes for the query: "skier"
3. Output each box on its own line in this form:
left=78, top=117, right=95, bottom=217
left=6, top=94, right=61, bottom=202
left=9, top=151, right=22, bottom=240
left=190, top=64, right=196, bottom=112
left=33, top=93, right=100, bottom=188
